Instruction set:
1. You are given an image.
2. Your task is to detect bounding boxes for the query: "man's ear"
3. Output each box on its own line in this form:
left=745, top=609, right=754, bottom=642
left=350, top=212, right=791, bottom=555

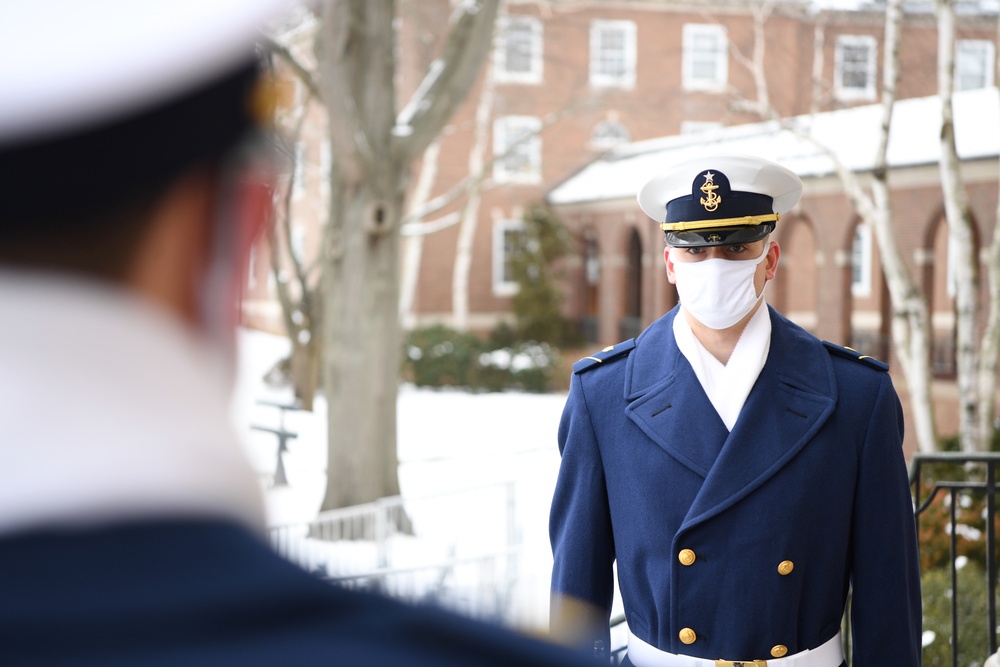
left=124, top=171, right=218, bottom=325
left=764, top=241, right=780, bottom=281
left=664, top=245, right=678, bottom=285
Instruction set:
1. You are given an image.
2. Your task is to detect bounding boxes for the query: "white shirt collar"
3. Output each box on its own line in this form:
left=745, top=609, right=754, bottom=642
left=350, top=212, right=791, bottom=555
left=0, top=271, right=265, bottom=536
left=673, top=302, right=771, bottom=431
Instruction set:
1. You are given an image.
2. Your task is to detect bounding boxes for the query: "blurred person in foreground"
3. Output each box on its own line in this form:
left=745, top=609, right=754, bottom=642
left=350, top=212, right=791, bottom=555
left=0, top=2, right=587, bottom=664
left=548, top=156, right=922, bottom=666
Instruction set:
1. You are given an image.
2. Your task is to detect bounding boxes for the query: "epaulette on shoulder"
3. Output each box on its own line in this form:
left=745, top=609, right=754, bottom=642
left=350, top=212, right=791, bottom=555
left=822, top=340, right=889, bottom=372
left=573, top=339, right=637, bottom=374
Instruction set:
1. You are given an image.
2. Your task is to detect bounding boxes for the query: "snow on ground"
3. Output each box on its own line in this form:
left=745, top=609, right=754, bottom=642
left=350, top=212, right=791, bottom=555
left=230, top=328, right=628, bottom=634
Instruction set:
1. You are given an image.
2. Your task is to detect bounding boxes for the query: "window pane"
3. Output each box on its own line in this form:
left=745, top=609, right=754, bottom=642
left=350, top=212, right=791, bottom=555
left=597, top=28, right=626, bottom=77
left=682, top=24, right=727, bottom=89
left=504, top=22, right=533, bottom=73
left=841, top=44, right=870, bottom=89
left=590, top=20, right=635, bottom=87
left=503, top=227, right=524, bottom=284
left=956, top=40, right=990, bottom=90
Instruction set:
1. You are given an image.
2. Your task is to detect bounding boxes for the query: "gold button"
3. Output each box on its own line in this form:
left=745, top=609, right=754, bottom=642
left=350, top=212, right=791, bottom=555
left=678, top=549, right=696, bottom=566
left=771, top=645, right=789, bottom=658
left=679, top=628, right=697, bottom=645
left=777, top=560, right=794, bottom=576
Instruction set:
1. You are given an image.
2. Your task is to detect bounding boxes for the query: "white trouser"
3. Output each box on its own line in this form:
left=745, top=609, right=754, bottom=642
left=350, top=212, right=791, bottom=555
left=626, top=630, right=844, bottom=667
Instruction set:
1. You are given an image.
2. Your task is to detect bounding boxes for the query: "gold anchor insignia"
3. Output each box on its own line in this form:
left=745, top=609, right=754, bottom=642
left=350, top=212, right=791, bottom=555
left=707, top=233, right=722, bottom=243
left=699, top=171, right=722, bottom=212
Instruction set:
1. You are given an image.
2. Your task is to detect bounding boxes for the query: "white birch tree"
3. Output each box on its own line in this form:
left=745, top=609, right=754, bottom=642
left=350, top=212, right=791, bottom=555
left=732, top=0, right=938, bottom=452
left=935, top=0, right=982, bottom=451
left=977, top=15, right=1000, bottom=450
left=266, top=0, right=501, bottom=511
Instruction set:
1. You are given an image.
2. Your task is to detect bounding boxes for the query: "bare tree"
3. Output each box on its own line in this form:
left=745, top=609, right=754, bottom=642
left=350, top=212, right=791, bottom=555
left=731, top=0, right=938, bottom=452
left=311, top=0, right=501, bottom=510
left=936, top=0, right=982, bottom=451
left=265, top=0, right=501, bottom=511
left=452, top=59, right=497, bottom=331
left=977, top=14, right=1000, bottom=451
left=399, top=139, right=445, bottom=325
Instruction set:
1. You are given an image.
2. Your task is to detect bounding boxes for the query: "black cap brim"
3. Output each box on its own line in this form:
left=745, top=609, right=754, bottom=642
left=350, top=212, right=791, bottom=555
left=664, top=221, right=775, bottom=247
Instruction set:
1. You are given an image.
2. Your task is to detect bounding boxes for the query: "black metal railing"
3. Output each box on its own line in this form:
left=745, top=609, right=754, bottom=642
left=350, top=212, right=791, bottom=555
left=250, top=399, right=301, bottom=488
left=911, top=452, right=999, bottom=667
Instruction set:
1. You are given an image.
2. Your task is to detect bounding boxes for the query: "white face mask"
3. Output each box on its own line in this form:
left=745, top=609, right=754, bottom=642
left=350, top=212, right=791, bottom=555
left=671, top=242, right=771, bottom=330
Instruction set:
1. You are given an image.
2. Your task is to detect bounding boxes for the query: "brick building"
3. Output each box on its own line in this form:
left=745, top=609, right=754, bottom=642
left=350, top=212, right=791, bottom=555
left=390, top=0, right=997, bottom=334
left=242, top=0, right=1000, bottom=447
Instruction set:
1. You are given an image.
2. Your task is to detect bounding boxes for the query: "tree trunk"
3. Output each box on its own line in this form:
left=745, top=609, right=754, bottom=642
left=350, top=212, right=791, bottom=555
left=937, top=0, right=981, bottom=451
left=975, top=15, right=1000, bottom=449
left=870, top=0, right=938, bottom=452
left=452, top=62, right=496, bottom=331
left=400, top=139, right=442, bottom=325
left=320, top=167, right=405, bottom=509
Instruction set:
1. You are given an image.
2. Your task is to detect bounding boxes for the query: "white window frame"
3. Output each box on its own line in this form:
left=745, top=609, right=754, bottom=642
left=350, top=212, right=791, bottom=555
left=493, top=116, right=542, bottom=184
left=956, top=39, right=995, bottom=91
left=589, top=20, right=637, bottom=89
left=682, top=24, right=728, bottom=92
left=493, top=219, right=525, bottom=296
left=834, top=34, right=878, bottom=102
left=495, top=16, right=543, bottom=84
left=852, top=223, right=872, bottom=297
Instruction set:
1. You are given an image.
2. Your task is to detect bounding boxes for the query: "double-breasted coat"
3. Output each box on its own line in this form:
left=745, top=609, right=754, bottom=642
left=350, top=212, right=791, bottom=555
left=550, top=306, right=922, bottom=665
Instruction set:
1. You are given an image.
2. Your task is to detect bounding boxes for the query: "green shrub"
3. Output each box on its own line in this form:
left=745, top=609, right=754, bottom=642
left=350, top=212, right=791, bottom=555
left=507, top=204, right=581, bottom=349
left=403, top=325, right=558, bottom=393
left=403, top=325, right=484, bottom=388
left=921, top=562, right=999, bottom=667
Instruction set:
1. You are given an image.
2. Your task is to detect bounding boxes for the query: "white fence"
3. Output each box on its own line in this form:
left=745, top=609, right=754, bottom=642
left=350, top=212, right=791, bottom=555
left=267, top=482, right=550, bottom=627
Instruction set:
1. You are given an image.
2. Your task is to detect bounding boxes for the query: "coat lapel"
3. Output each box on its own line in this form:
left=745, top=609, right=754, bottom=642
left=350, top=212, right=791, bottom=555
left=623, top=308, right=731, bottom=478
left=680, top=309, right=837, bottom=530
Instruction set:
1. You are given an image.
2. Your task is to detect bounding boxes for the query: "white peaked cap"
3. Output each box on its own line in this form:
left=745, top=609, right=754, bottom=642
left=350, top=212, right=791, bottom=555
left=0, top=0, right=294, bottom=146
left=637, top=154, right=803, bottom=224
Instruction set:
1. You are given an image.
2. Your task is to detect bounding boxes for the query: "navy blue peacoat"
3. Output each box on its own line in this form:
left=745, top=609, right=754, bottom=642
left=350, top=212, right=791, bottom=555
left=550, top=306, right=922, bottom=665
left=0, top=519, right=589, bottom=666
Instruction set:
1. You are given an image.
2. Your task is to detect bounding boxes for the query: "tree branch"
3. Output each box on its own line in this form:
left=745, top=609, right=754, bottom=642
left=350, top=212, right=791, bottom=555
left=393, top=0, right=502, bottom=163
left=262, top=34, right=325, bottom=104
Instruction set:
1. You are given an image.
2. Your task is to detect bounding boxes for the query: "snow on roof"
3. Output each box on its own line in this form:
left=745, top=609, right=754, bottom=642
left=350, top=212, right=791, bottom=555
left=548, top=86, right=1000, bottom=207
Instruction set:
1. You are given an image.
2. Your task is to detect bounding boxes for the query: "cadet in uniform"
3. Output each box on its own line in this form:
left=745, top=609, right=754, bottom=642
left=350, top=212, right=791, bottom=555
left=549, top=156, right=922, bottom=666
left=0, top=2, right=588, bottom=665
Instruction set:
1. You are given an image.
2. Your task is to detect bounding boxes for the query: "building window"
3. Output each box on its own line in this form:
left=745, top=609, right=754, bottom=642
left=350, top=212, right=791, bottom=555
left=590, top=120, right=630, bottom=149
left=589, top=20, right=636, bottom=88
left=493, top=219, right=525, bottom=296
left=682, top=24, right=728, bottom=92
left=852, top=223, right=872, bottom=297
left=956, top=39, right=994, bottom=91
left=493, top=116, right=541, bottom=184
left=495, top=16, right=542, bottom=84
left=834, top=35, right=877, bottom=102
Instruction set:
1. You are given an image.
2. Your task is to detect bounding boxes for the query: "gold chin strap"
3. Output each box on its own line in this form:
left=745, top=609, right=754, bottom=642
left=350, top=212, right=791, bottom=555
left=660, top=212, right=779, bottom=232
